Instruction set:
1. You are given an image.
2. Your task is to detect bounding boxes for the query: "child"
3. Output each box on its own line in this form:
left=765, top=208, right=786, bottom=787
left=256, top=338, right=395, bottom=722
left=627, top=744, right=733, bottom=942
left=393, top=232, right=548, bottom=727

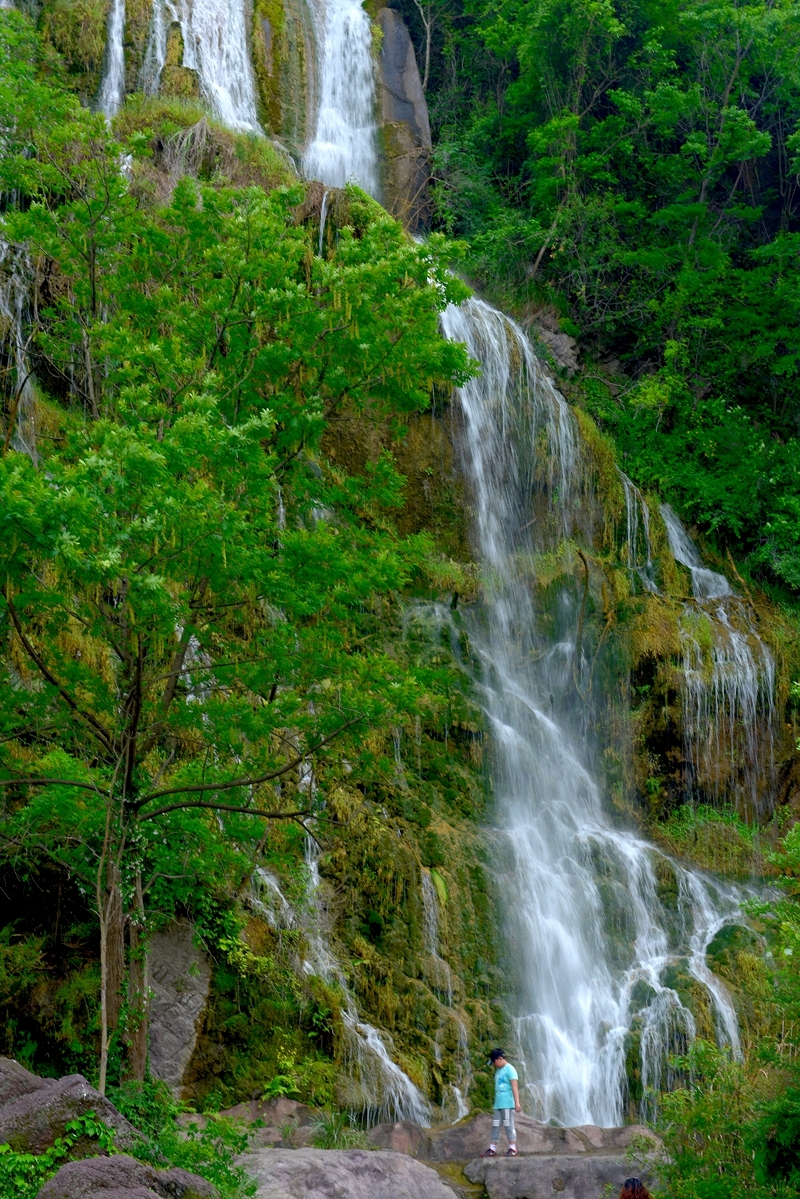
left=482, top=1048, right=522, bottom=1157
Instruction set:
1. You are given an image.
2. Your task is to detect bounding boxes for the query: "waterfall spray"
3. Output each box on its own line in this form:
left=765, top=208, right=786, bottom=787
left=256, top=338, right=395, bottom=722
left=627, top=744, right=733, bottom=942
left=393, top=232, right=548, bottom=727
left=441, top=296, right=744, bottom=1125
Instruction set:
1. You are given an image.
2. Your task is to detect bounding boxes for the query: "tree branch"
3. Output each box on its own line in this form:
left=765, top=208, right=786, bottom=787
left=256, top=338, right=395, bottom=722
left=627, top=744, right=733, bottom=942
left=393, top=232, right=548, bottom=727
left=138, top=800, right=312, bottom=822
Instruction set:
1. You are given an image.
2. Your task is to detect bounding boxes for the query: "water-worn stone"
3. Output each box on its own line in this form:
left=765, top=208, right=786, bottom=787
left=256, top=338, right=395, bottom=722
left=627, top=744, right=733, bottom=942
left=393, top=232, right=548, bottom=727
left=464, top=1153, right=660, bottom=1199
left=148, top=920, right=212, bottom=1095
left=376, top=7, right=432, bottom=232
left=0, top=1072, right=136, bottom=1154
left=37, top=1153, right=216, bottom=1199
left=245, top=1147, right=457, bottom=1198
left=367, top=1118, right=428, bottom=1156
left=0, top=1057, right=54, bottom=1106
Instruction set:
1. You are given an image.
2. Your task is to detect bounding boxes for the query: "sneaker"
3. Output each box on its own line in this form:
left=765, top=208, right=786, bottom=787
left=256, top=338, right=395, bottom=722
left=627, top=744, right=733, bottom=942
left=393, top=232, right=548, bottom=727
left=505, top=1147, right=518, bottom=1157
left=481, top=1148, right=497, bottom=1158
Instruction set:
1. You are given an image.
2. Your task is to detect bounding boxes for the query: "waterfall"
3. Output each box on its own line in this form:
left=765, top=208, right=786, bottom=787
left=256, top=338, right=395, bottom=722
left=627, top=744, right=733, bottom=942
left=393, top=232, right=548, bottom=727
left=441, top=296, right=744, bottom=1126
left=97, top=0, right=126, bottom=118
left=620, top=471, right=658, bottom=594
left=302, top=0, right=379, bottom=195
left=302, top=834, right=432, bottom=1124
left=660, top=504, right=775, bottom=816
left=0, top=239, right=37, bottom=463
left=142, top=0, right=261, bottom=132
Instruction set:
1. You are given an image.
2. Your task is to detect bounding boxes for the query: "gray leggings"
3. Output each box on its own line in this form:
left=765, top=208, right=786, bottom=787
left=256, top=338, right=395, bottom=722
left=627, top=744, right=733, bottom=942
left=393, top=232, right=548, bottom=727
left=491, top=1107, right=516, bottom=1145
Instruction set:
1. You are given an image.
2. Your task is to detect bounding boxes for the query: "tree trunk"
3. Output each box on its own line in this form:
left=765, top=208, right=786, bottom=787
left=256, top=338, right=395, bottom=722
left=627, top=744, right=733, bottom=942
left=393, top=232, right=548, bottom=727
left=124, top=872, right=148, bottom=1082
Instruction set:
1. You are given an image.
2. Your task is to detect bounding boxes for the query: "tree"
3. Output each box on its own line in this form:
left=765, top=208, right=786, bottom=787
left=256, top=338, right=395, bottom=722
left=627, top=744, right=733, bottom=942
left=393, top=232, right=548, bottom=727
left=0, top=12, right=473, bottom=1088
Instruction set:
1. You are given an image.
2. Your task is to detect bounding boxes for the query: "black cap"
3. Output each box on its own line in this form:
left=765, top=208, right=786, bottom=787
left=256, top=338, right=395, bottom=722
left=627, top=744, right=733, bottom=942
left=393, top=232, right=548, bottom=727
left=488, top=1048, right=506, bottom=1063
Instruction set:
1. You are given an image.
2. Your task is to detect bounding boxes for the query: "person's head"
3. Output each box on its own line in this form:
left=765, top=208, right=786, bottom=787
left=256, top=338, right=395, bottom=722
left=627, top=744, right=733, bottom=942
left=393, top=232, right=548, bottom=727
left=488, top=1048, right=507, bottom=1069
left=619, top=1179, right=651, bottom=1199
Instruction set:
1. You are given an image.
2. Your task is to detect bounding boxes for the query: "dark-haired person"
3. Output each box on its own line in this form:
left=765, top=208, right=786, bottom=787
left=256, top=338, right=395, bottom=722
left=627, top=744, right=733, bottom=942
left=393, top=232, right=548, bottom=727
left=619, top=1178, right=652, bottom=1199
left=481, top=1048, right=522, bottom=1157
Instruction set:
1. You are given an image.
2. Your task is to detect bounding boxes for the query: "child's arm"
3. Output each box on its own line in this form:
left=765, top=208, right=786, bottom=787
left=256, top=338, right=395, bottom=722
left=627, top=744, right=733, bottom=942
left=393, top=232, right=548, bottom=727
left=511, top=1078, right=521, bottom=1113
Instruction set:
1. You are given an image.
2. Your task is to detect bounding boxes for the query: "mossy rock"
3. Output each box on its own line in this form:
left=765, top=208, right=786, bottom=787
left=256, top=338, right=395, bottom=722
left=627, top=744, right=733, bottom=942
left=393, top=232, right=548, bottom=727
left=41, top=0, right=111, bottom=102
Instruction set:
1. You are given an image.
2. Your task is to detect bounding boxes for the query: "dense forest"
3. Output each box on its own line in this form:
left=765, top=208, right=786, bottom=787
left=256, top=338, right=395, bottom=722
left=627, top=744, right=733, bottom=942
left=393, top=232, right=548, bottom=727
left=2, top=0, right=800, bottom=1197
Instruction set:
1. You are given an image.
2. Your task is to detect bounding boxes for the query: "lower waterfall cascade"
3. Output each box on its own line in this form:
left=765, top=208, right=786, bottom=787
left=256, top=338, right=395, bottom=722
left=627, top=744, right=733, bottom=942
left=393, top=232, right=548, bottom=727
left=440, top=296, right=747, bottom=1126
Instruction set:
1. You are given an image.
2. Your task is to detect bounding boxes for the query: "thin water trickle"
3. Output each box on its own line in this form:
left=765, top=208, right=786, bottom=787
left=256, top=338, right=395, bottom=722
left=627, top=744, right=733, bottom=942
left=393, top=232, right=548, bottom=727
left=97, top=0, right=126, bottom=118
left=620, top=471, right=658, bottom=594
left=302, top=0, right=379, bottom=194
left=658, top=504, right=775, bottom=816
left=142, top=0, right=261, bottom=132
left=441, top=296, right=745, bottom=1125
left=0, top=239, right=37, bottom=462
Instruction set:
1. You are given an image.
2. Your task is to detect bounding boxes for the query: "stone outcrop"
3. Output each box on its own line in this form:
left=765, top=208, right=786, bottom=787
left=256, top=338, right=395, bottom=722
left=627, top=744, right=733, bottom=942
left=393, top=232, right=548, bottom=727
left=244, top=1147, right=458, bottom=1199
left=148, top=921, right=212, bottom=1097
left=37, top=1154, right=216, bottom=1199
left=0, top=1059, right=136, bottom=1154
left=464, top=1153, right=658, bottom=1199
left=376, top=8, right=432, bottom=232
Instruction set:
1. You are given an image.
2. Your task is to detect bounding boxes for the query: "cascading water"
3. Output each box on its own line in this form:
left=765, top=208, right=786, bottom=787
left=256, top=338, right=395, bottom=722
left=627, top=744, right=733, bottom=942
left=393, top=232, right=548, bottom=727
left=141, top=0, right=261, bottom=132
left=97, top=0, right=126, bottom=118
left=0, top=240, right=36, bottom=463
left=661, top=504, right=775, bottom=817
left=441, top=296, right=745, bottom=1125
left=302, top=0, right=379, bottom=195
left=620, top=471, right=658, bottom=594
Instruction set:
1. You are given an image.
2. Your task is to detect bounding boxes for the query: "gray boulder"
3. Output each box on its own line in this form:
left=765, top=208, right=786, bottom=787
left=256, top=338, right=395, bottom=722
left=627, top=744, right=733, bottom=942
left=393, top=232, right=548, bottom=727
left=0, top=1072, right=136, bottom=1154
left=37, top=1153, right=216, bottom=1199
left=465, top=1153, right=660, bottom=1199
left=0, top=1057, right=55, bottom=1106
left=367, top=1119, right=428, bottom=1157
left=244, top=1147, right=457, bottom=1199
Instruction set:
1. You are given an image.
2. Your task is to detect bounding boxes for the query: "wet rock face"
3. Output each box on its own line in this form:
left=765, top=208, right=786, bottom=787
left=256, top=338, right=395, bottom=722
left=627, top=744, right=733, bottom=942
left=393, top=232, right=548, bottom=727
left=148, top=921, right=212, bottom=1096
left=244, top=1147, right=458, bottom=1199
left=376, top=8, right=432, bottom=232
left=37, top=1153, right=216, bottom=1199
left=0, top=1060, right=135, bottom=1154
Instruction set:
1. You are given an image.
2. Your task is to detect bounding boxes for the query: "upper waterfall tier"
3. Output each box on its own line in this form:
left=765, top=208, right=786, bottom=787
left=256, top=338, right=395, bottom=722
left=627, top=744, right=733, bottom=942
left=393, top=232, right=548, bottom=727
left=442, top=296, right=744, bottom=1126
left=302, top=0, right=380, bottom=194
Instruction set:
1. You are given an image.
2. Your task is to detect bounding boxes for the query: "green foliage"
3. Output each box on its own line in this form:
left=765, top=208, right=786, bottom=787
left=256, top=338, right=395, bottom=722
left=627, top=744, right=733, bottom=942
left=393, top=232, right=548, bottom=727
left=310, top=1109, right=371, bottom=1149
left=0, top=1112, right=115, bottom=1199
left=110, top=1079, right=256, bottom=1199
left=393, top=0, right=800, bottom=595
left=656, top=804, right=759, bottom=876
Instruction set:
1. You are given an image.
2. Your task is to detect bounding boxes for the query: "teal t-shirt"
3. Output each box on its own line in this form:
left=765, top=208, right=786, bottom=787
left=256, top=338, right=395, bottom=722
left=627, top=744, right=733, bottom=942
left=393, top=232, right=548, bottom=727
left=493, top=1062, right=518, bottom=1108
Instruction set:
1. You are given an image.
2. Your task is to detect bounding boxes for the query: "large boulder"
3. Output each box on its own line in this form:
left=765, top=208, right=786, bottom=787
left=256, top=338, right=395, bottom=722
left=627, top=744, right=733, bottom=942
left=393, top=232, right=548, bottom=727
left=0, top=1068, right=136, bottom=1154
left=464, top=1153, right=660, bottom=1199
left=148, top=921, right=212, bottom=1097
left=0, top=1057, right=54, bottom=1106
left=367, top=1119, right=428, bottom=1157
left=37, top=1153, right=216, bottom=1199
left=244, top=1147, right=457, bottom=1199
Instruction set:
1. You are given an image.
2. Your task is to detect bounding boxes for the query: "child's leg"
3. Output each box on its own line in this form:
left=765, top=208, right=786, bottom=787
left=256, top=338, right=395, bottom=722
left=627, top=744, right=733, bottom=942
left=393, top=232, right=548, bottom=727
left=489, top=1108, right=502, bottom=1149
left=505, top=1108, right=516, bottom=1148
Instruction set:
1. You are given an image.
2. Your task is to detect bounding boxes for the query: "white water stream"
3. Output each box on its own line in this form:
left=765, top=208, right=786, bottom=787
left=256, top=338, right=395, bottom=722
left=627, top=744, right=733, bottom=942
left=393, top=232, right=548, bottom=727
left=0, top=240, right=37, bottom=462
left=141, top=0, right=261, bottom=131
left=441, top=297, right=745, bottom=1125
left=302, top=0, right=379, bottom=194
left=97, top=0, right=127, bottom=118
